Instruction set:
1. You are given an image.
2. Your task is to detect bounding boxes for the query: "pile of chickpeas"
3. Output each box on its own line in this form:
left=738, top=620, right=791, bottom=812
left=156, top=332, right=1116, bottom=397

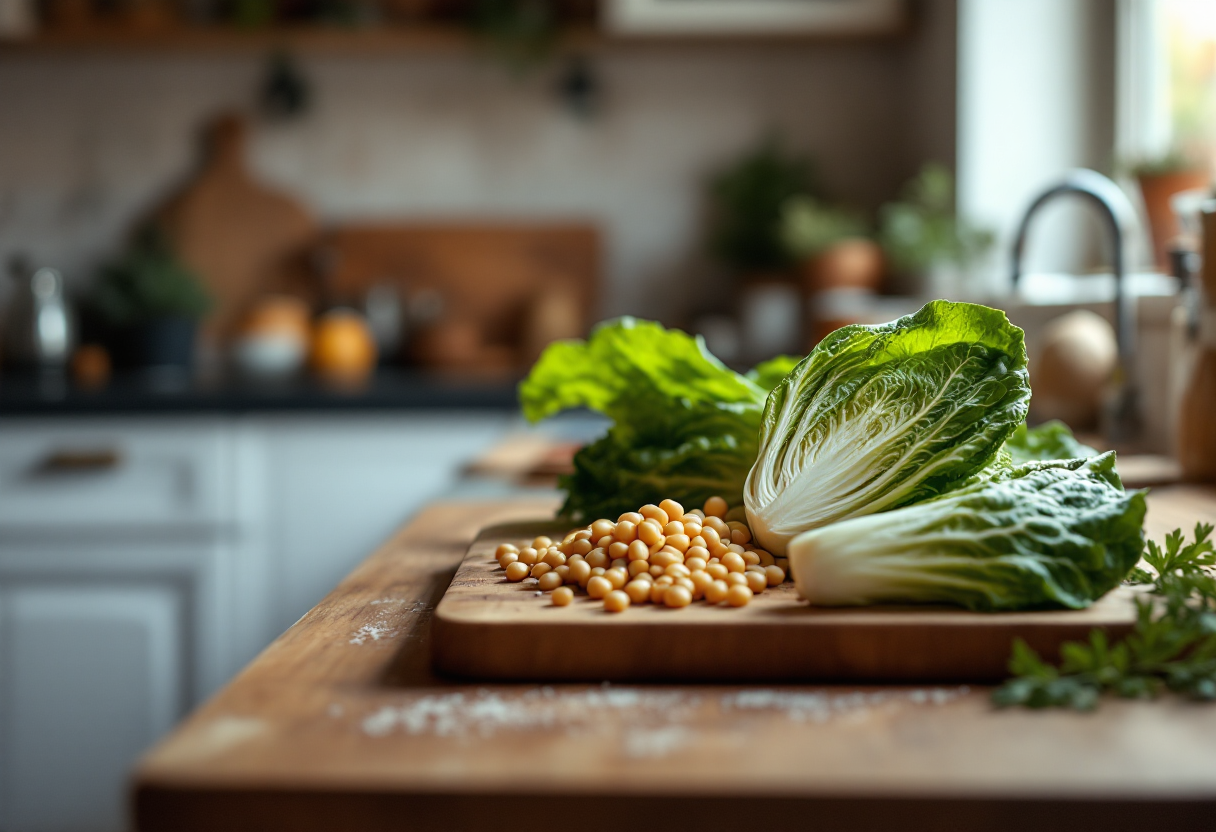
left=493, top=496, right=790, bottom=612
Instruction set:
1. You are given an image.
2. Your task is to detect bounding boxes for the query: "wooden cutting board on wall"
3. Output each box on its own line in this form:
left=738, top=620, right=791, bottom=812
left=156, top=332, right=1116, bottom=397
left=155, top=113, right=317, bottom=340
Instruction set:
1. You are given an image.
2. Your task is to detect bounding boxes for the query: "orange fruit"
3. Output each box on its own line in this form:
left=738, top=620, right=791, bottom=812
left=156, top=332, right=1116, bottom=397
left=309, top=309, right=377, bottom=381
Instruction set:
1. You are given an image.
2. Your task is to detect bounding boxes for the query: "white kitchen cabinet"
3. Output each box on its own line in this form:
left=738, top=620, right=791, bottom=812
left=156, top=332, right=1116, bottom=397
left=0, top=410, right=509, bottom=832
left=0, top=581, right=185, bottom=832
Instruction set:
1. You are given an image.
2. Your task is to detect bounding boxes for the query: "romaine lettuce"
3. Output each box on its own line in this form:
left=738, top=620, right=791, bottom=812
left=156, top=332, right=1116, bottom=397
left=787, top=453, right=1145, bottom=611
left=744, top=300, right=1031, bottom=555
left=520, top=317, right=797, bottom=521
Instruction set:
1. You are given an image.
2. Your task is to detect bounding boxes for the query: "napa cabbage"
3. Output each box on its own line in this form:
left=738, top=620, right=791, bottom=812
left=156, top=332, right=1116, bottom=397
left=785, top=453, right=1145, bottom=611
left=744, top=300, right=1032, bottom=555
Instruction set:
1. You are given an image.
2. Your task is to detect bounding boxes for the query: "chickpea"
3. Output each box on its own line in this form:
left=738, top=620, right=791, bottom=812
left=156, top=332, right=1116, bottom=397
left=649, top=564, right=665, bottom=577
left=614, top=521, right=638, bottom=543
left=596, top=535, right=615, bottom=550
left=666, top=534, right=691, bottom=553
left=764, top=565, right=786, bottom=586
left=655, top=575, right=674, bottom=586
left=682, top=518, right=702, bottom=534
left=518, top=547, right=539, bottom=565
left=745, top=565, right=766, bottom=576
left=590, top=566, right=606, bottom=577
left=625, top=580, right=652, bottom=604
left=658, top=499, right=684, bottom=522
left=689, top=536, right=708, bottom=550
left=706, top=563, right=729, bottom=581
left=569, top=560, right=592, bottom=586
left=742, top=551, right=761, bottom=566
left=586, top=575, right=613, bottom=599
left=505, top=561, right=530, bottom=582
left=608, top=558, right=626, bottom=572
left=684, top=557, right=707, bottom=572
left=604, top=590, right=631, bottom=612
left=574, top=529, right=593, bottom=540
left=531, top=562, right=552, bottom=579
left=704, top=579, right=729, bottom=604
left=726, top=584, right=754, bottom=607
left=538, top=571, right=563, bottom=591
left=533, top=535, right=554, bottom=550
left=627, top=540, right=650, bottom=562
left=700, top=526, right=722, bottom=549
left=649, top=582, right=668, bottom=604
left=708, top=541, right=730, bottom=559
left=686, top=508, right=706, bottom=520
left=726, top=572, right=748, bottom=587
left=552, top=586, right=574, bottom=606
left=721, top=552, right=746, bottom=573
left=591, top=519, right=616, bottom=540
left=731, top=529, right=752, bottom=546
left=628, top=559, right=650, bottom=578
left=674, top=577, right=696, bottom=594
left=704, top=516, right=730, bottom=537
left=650, top=550, right=683, bottom=568
left=495, top=543, right=519, bottom=559
left=498, top=552, right=519, bottom=568
left=618, top=511, right=644, bottom=525
left=543, top=550, right=567, bottom=568
left=756, top=550, right=775, bottom=567
left=690, top=570, right=714, bottom=594
left=586, top=549, right=609, bottom=569
left=776, top=558, right=790, bottom=574
left=568, top=538, right=592, bottom=557
left=605, top=568, right=629, bottom=590
left=664, top=585, right=692, bottom=608
left=555, top=564, right=572, bottom=583
left=608, top=541, right=630, bottom=560
left=727, top=543, right=746, bottom=555
left=745, top=570, right=767, bottom=594
left=665, top=563, right=691, bottom=579
left=639, top=504, right=670, bottom=526
left=703, top=496, right=729, bottom=519
left=638, top=520, right=665, bottom=547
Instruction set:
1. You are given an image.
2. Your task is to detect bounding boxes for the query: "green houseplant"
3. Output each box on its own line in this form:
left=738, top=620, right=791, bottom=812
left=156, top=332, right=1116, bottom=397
left=878, top=163, right=992, bottom=296
left=92, top=227, right=213, bottom=370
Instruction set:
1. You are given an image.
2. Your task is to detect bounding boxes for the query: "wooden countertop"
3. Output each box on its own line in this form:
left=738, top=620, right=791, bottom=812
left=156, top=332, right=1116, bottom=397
left=134, top=487, right=1216, bottom=832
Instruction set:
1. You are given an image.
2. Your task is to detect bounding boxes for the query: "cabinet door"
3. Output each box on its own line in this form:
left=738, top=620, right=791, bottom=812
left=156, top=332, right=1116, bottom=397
left=256, top=413, right=509, bottom=634
left=0, top=582, right=186, bottom=832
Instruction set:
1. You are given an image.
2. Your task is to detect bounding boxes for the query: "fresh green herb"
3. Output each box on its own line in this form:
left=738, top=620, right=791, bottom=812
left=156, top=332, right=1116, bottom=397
left=994, top=523, right=1216, bottom=710
left=786, top=454, right=1146, bottom=612
left=780, top=196, right=869, bottom=259
left=519, top=317, right=797, bottom=521
left=744, top=299, right=1031, bottom=555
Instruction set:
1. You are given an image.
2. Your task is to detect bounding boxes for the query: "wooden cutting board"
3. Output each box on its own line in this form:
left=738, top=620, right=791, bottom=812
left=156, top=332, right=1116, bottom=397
left=431, top=521, right=1140, bottom=683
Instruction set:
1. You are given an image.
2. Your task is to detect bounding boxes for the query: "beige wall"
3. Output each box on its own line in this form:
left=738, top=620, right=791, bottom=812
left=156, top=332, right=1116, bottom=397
left=0, top=1, right=955, bottom=323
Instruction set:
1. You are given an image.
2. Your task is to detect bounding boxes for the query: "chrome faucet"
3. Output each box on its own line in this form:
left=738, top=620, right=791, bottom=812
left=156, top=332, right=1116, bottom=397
left=1010, top=168, right=1142, bottom=444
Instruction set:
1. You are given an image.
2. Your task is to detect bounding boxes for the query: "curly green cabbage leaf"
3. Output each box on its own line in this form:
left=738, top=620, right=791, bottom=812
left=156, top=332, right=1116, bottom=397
left=1005, top=420, right=1098, bottom=464
left=744, top=300, right=1031, bottom=555
left=786, top=453, right=1145, bottom=611
left=520, top=317, right=797, bottom=521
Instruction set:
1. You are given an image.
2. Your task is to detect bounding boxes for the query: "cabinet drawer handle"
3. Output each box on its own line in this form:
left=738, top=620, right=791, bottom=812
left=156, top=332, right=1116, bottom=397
left=39, top=449, right=123, bottom=471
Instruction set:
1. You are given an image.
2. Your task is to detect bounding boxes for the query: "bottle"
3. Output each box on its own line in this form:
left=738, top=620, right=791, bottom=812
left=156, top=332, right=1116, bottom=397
left=2, top=257, right=75, bottom=371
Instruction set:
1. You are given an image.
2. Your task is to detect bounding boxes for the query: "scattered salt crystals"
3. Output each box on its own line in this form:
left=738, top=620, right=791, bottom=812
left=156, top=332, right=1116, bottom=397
left=348, top=599, right=429, bottom=645
left=357, top=685, right=967, bottom=745
left=721, top=686, right=970, bottom=723
left=623, top=726, right=692, bottom=759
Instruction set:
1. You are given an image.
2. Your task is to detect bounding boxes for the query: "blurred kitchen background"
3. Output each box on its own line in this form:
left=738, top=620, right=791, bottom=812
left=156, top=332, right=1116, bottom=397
left=2, top=0, right=1216, bottom=829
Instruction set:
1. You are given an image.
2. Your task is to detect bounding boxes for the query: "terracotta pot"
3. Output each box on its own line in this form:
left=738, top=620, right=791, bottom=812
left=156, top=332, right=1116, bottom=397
left=800, top=238, right=884, bottom=294
left=1137, top=170, right=1210, bottom=271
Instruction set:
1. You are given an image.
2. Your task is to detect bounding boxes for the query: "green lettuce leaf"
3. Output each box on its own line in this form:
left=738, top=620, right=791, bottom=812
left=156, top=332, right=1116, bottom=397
left=1005, top=420, right=1099, bottom=464
left=520, top=317, right=782, bottom=521
left=744, top=300, right=1031, bottom=555
left=746, top=354, right=803, bottom=392
left=786, top=453, right=1146, bottom=611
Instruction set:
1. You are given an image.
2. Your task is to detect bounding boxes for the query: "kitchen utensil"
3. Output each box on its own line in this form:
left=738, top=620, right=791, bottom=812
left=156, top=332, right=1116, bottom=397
left=432, top=521, right=1138, bottom=683
left=2, top=258, right=74, bottom=370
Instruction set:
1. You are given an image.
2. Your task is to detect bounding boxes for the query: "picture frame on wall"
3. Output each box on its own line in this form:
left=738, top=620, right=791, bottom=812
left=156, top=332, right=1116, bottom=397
left=604, top=0, right=907, bottom=37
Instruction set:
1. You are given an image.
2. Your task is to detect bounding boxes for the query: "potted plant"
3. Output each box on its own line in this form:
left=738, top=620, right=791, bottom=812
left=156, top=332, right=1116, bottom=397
left=707, top=140, right=817, bottom=361
left=781, top=196, right=881, bottom=294
left=878, top=163, right=992, bottom=298
left=1127, top=150, right=1211, bottom=271
left=91, top=227, right=213, bottom=371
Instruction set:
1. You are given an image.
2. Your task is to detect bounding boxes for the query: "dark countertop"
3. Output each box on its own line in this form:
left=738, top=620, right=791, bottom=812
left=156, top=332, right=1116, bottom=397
left=0, top=368, right=520, bottom=416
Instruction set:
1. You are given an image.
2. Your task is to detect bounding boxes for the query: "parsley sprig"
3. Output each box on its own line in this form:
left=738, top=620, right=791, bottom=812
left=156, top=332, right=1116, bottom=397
left=993, top=523, right=1216, bottom=710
